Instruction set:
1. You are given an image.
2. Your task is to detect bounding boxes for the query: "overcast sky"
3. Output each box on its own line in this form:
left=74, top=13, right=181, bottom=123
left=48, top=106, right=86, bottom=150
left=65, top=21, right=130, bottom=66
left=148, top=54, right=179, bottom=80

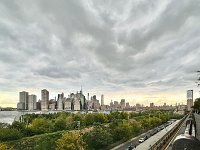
left=0, top=0, right=200, bottom=107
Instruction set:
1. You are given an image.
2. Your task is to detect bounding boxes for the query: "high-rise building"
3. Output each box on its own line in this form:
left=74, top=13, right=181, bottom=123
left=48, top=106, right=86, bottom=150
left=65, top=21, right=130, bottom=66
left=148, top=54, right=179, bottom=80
left=36, top=100, right=41, bottom=110
left=120, top=99, right=125, bottom=109
left=101, top=94, right=104, bottom=106
left=49, top=99, right=56, bottom=110
left=17, top=91, right=29, bottom=110
left=187, top=90, right=193, bottom=111
left=87, top=93, right=89, bottom=101
left=110, top=100, right=114, bottom=109
left=150, top=102, right=154, bottom=108
left=114, top=101, right=119, bottom=109
left=73, top=97, right=80, bottom=111
left=28, top=94, right=37, bottom=111
left=57, top=93, right=64, bottom=110
left=41, top=89, right=49, bottom=111
left=64, top=98, right=72, bottom=111
left=93, top=99, right=100, bottom=110
left=125, top=102, right=130, bottom=109
left=87, top=100, right=93, bottom=110
left=93, top=95, right=97, bottom=100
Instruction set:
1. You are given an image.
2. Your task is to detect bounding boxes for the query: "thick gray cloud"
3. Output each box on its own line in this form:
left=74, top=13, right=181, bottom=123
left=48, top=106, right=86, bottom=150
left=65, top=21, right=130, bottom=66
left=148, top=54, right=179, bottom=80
left=0, top=0, right=200, bottom=105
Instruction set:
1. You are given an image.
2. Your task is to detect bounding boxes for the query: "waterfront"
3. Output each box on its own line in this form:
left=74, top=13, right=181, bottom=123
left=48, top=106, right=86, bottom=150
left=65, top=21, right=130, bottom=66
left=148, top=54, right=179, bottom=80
left=0, top=110, right=112, bottom=124
left=0, top=111, right=23, bottom=124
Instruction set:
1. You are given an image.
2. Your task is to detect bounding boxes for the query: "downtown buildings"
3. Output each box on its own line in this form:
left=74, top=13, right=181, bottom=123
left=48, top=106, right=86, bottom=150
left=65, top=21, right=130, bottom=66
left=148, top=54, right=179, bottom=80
left=17, top=89, right=101, bottom=111
left=17, top=91, right=37, bottom=110
left=17, top=88, right=132, bottom=112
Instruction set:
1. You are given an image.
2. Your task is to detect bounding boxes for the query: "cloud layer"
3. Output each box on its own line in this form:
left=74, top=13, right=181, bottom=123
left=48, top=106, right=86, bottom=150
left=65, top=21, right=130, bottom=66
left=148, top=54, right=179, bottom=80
left=0, top=0, right=200, bottom=106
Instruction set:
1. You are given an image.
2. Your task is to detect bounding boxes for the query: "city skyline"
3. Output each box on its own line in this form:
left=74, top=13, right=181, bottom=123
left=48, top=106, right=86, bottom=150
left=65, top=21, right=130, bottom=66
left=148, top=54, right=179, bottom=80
left=16, top=88, right=181, bottom=112
left=15, top=88, right=190, bottom=108
left=1, top=0, right=200, bottom=107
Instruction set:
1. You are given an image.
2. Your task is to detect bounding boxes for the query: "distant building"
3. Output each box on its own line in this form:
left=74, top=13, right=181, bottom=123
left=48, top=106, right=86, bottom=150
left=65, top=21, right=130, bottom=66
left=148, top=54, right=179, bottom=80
left=120, top=99, right=125, bottom=110
left=28, top=94, right=37, bottom=111
left=79, top=90, right=86, bottom=110
left=114, top=101, right=119, bottom=109
left=36, top=100, right=41, bottom=110
left=110, top=100, right=114, bottom=110
left=150, top=102, right=154, bottom=108
left=93, top=99, right=100, bottom=110
left=57, top=93, right=64, bottom=110
left=100, top=105, right=106, bottom=111
left=101, top=94, right=104, bottom=106
left=17, top=91, right=29, bottom=110
left=73, top=97, right=80, bottom=111
left=125, top=102, right=130, bottom=109
left=64, top=98, right=72, bottom=111
left=49, top=99, right=56, bottom=110
left=41, top=89, right=49, bottom=111
left=187, top=90, right=193, bottom=111
left=17, top=102, right=25, bottom=110
left=87, top=100, right=93, bottom=110
left=136, top=103, right=141, bottom=111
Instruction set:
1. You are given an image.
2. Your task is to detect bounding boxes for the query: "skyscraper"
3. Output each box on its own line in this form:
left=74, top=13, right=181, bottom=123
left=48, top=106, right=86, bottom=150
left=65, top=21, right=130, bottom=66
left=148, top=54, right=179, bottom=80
left=28, top=94, right=37, bottom=111
left=17, top=91, right=29, bottom=110
left=120, top=99, right=125, bottom=109
left=57, top=93, right=64, bottom=110
left=101, top=94, right=104, bottom=106
left=187, top=90, right=193, bottom=111
left=41, top=89, right=49, bottom=111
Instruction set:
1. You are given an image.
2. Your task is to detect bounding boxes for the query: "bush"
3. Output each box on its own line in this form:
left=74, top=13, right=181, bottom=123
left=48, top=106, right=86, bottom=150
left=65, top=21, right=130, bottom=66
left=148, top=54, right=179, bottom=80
left=56, top=131, right=86, bottom=150
left=7, top=131, right=63, bottom=150
left=111, top=122, right=132, bottom=142
left=54, top=118, right=66, bottom=131
left=83, top=127, right=113, bottom=149
left=0, top=143, right=13, bottom=150
left=30, top=118, right=52, bottom=134
left=0, top=128, right=22, bottom=142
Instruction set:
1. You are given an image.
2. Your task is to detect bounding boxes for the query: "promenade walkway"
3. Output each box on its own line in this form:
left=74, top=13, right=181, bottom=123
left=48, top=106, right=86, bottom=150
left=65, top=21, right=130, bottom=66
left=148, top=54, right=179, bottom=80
left=135, top=120, right=180, bottom=150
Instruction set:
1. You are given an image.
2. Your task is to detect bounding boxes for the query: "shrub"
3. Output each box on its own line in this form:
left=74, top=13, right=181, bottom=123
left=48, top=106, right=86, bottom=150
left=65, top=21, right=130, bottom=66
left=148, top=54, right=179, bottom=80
left=0, top=128, right=22, bottom=142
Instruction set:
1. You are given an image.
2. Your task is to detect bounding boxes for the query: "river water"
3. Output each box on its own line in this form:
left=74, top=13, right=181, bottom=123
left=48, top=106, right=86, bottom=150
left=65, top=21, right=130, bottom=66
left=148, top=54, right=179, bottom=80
left=0, top=110, right=112, bottom=124
left=0, top=111, right=24, bottom=124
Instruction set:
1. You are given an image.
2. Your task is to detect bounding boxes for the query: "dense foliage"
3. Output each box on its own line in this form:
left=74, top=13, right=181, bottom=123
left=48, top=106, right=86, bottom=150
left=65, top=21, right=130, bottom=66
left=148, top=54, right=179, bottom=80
left=1, top=110, right=183, bottom=150
left=193, top=98, right=200, bottom=111
left=56, top=131, right=86, bottom=150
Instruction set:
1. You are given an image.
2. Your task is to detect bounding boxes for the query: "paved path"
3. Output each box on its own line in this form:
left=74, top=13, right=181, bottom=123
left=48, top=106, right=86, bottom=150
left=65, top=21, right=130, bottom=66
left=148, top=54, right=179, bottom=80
left=166, top=116, right=188, bottom=150
left=134, top=120, right=180, bottom=150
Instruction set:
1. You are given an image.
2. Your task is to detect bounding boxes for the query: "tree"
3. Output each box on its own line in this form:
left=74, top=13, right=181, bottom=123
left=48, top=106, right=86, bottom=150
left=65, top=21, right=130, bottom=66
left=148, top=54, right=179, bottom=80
left=131, top=122, right=141, bottom=135
left=31, top=118, right=51, bottom=134
left=111, top=121, right=132, bottom=142
left=54, top=118, right=66, bottom=131
left=194, top=98, right=200, bottom=111
left=0, top=143, right=13, bottom=150
left=83, top=127, right=113, bottom=149
left=66, top=115, right=74, bottom=130
left=0, top=128, right=22, bottom=142
left=149, top=117, right=162, bottom=128
left=56, top=131, right=85, bottom=150
left=84, top=114, right=94, bottom=126
left=11, top=121, right=26, bottom=131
